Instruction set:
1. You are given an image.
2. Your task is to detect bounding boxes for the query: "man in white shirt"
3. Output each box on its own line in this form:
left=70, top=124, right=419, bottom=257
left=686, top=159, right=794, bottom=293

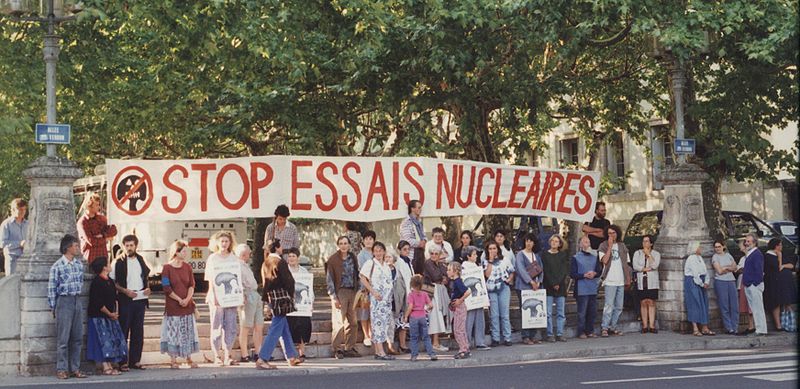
left=110, top=235, right=151, bottom=370
left=425, top=227, right=454, bottom=262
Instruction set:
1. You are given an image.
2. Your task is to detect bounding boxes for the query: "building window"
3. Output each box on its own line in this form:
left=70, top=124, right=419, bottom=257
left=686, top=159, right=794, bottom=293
left=651, top=125, right=673, bottom=190
left=608, top=133, right=626, bottom=192
left=560, top=138, right=579, bottom=167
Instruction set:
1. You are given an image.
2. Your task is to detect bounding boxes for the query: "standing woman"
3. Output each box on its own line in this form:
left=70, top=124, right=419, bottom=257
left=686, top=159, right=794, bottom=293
left=763, top=238, right=797, bottom=331
left=360, top=242, right=396, bottom=360
left=684, top=241, right=714, bottom=336
left=77, top=193, right=117, bottom=264
left=235, top=243, right=263, bottom=362
left=599, top=225, right=632, bottom=337
left=160, top=240, right=200, bottom=368
left=711, top=240, right=739, bottom=335
left=482, top=230, right=515, bottom=266
left=87, top=257, right=127, bottom=375
left=632, top=235, right=661, bottom=333
left=424, top=246, right=451, bottom=352
left=541, top=234, right=570, bottom=342
left=204, top=231, right=240, bottom=366
left=484, top=241, right=515, bottom=347
left=453, top=231, right=475, bottom=264
left=393, top=241, right=414, bottom=352
left=257, top=252, right=303, bottom=369
left=514, top=233, right=544, bottom=344
left=286, top=248, right=313, bottom=360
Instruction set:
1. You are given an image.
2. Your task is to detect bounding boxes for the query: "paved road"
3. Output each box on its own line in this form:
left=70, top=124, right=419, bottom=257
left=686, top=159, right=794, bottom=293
left=4, top=347, right=795, bottom=388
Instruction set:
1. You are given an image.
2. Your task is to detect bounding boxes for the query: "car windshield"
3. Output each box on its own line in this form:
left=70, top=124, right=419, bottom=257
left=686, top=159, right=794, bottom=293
left=778, top=225, right=797, bottom=236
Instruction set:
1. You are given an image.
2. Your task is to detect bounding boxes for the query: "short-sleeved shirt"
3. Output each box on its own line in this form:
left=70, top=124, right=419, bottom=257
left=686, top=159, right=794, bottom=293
left=407, top=290, right=430, bottom=319
left=712, top=253, right=737, bottom=282
left=585, top=217, right=610, bottom=250
left=450, top=278, right=468, bottom=301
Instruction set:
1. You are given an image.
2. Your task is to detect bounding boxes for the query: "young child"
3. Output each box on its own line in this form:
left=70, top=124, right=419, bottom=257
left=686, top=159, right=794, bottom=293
left=448, top=262, right=472, bottom=359
left=404, top=274, right=437, bottom=361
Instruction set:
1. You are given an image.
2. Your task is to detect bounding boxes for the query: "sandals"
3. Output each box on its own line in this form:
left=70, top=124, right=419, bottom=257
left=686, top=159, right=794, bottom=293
left=611, top=330, right=624, bottom=336
left=288, top=357, right=305, bottom=366
left=71, top=371, right=88, bottom=378
left=454, top=351, right=470, bottom=359
left=693, top=331, right=703, bottom=336
left=103, top=368, right=120, bottom=375
left=118, top=364, right=130, bottom=372
left=373, top=354, right=396, bottom=361
left=702, top=330, right=716, bottom=336
left=170, top=361, right=180, bottom=370
left=56, top=371, right=69, bottom=380
left=255, top=359, right=277, bottom=370
left=600, top=329, right=609, bottom=337
left=187, top=359, right=198, bottom=369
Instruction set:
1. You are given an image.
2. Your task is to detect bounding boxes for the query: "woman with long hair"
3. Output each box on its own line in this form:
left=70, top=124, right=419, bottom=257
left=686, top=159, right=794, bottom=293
left=632, top=235, right=661, bottom=333
left=76, top=192, right=117, bottom=264
left=205, top=231, right=240, bottom=366
left=256, top=249, right=303, bottom=369
left=484, top=240, right=515, bottom=346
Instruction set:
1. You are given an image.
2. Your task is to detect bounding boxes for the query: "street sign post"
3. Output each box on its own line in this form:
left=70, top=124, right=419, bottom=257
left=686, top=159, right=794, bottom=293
left=674, top=138, right=695, bottom=155
left=34, top=123, right=71, bottom=144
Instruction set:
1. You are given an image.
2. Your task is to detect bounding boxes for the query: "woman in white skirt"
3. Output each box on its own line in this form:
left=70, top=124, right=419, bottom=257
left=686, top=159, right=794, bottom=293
left=423, top=246, right=451, bottom=352
left=160, top=240, right=200, bottom=369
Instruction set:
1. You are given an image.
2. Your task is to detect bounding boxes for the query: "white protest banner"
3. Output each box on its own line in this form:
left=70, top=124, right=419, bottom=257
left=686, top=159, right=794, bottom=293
left=288, top=271, right=314, bottom=317
left=462, top=265, right=489, bottom=310
left=208, top=257, right=244, bottom=308
left=106, top=156, right=600, bottom=223
left=520, top=289, right=547, bottom=329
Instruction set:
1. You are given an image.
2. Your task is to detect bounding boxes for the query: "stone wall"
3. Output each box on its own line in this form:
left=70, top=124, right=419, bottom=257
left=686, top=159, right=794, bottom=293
left=0, top=275, right=21, bottom=376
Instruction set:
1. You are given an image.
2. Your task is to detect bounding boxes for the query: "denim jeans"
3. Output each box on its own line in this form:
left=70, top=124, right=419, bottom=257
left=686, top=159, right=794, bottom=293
left=516, top=290, right=538, bottom=340
left=601, top=285, right=624, bottom=330
left=714, top=279, right=739, bottom=333
left=745, top=283, right=768, bottom=334
left=259, top=315, right=297, bottom=361
left=546, top=295, right=566, bottom=337
left=466, top=308, right=487, bottom=347
left=55, top=295, right=83, bottom=373
left=576, top=295, right=598, bottom=336
left=488, top=283, right=512, bottom=342
left=408, top=316, right=434, bottom=357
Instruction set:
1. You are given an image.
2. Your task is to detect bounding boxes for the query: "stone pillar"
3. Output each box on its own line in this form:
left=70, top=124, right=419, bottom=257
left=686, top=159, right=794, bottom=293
left=17, top=156, right=83, bottom=376
left=655, top=163, right=717, bottom=333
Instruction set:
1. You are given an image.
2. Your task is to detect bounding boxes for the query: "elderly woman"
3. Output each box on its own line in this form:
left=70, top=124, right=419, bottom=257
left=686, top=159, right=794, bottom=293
left=234, top=243, right=263, bottom=362
left=360, top=242, right=396, bottom=360
left=684, top=241, right=714, bottom=336
left=632, top=235, right=661, bottom=334
left=424, top=246, right=451, bottom=352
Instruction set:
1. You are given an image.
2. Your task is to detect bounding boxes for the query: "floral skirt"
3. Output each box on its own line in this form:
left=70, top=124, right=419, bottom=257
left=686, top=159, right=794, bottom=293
left=87, top=317, right=128, bottom=363
left=160, top=314, right=201, bottom=358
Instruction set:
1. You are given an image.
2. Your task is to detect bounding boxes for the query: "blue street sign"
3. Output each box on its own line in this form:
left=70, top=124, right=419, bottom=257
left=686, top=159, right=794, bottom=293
left=35, top=123, right=71, bottom=144
left=674, top=138, right=695, bottom=155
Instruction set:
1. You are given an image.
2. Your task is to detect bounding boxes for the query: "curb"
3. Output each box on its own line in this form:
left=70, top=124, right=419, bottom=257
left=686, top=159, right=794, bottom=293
left=1, top=333, right=795, bottom=386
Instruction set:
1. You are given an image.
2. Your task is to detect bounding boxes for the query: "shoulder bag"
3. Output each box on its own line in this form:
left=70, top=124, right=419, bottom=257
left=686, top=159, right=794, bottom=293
left=266, top=288, right=296, bottom=316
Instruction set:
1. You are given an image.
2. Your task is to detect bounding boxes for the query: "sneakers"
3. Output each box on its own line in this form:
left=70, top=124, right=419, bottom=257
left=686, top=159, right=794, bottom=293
left=432, top=344, right=449, bottom=352
left=475, top=345, right=491, bottom=351
left=363, top=338, right=372, bottom=347
left=430, top=354, right=438, bottom=361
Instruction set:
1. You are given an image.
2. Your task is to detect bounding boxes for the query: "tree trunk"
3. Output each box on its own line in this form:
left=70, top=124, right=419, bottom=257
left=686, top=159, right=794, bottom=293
left=252, top=217, right=271, bottom=285
left=702, top=177, right=726, bottom=240
left=441, top=216, right=463, bottom=248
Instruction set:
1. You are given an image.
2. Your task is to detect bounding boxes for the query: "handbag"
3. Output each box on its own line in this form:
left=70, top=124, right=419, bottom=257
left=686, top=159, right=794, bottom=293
left=266, top=288, right=296, bottom=316
left=526, top=256, right=542, bottom=280
left=781, top=309, right=796, bottom=332
left=355, top=260, right=377, bottom=309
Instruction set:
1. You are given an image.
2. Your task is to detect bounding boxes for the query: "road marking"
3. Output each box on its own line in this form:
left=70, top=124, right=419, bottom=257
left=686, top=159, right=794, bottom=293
left=567, top=349, right=753, bottom=363
left=744, top=372, right=798, bottom=382
left=619, top=352, right=796, bottom=366
left=678, top=360, right=796, bottom=372
left=581, top=368, right=796, bottom=385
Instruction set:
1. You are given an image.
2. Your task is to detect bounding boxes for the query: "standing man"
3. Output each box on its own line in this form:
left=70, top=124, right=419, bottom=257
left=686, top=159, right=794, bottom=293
left=47, top=234, right=87, bottom=379
left=1, top=198, right=28, bottom=275
left=399, top=200, right=427, bottom=274
left=425, top=227, right=454, bottom=262
left=76, top=193, right=118, bottom=264
left=111, top=235, right=151, bottom=370
left=326, top=236, right=361, bottom=359
left=582, top=201, right=610, bottom=251
left=741, top=233, right=767, bottom=336
left=263, top=204, right=300, bottom=261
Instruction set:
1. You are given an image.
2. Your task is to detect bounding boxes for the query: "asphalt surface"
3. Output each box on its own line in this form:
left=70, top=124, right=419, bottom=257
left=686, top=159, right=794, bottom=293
left=3, top=347, right=795, bottom=389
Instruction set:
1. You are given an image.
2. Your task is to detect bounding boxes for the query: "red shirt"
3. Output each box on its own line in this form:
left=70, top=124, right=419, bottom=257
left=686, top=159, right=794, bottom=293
left=407, top=290, right=430, bottom=319
left=161, top=262, right=196, bottom=316
left=77, top=213, right=117, bottom=263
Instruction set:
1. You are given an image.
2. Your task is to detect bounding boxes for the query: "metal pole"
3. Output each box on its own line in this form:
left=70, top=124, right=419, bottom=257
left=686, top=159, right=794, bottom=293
left=669, top=57, right=687, bottom=164
left=43, top=0, right=58, bottom=157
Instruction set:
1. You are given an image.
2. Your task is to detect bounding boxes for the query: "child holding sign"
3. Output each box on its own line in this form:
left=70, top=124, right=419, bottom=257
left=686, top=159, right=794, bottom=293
left=448, top=262, right=471, bottom=359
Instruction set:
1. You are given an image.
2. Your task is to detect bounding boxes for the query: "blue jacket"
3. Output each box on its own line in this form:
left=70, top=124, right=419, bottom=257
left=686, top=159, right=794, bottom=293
left=514, top=250, right=543, bottom=291
left=742, top=248, right=764, bottom=287
left=570, top=250, right=602, bottom=296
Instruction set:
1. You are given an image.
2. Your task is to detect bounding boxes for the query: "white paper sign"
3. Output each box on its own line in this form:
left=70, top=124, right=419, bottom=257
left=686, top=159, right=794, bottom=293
left=462, top=265, right=489, bottom=310
left=209, top=258, right=244, bottom=308
left=288, top=271, right=314, bottom=317
left=521, top=289, right=547, bottom=329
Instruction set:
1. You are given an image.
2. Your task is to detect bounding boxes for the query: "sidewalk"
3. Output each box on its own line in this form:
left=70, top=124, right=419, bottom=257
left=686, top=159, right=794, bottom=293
left=1, top=331, right=795, bottom=386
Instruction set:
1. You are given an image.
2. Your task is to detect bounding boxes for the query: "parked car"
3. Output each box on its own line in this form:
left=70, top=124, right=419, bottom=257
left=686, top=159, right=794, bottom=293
left=471, top=215, right=560, bottom=254
left=767, top=220, right=798, bottom=246
left=624, top=210, right=798, bottom=264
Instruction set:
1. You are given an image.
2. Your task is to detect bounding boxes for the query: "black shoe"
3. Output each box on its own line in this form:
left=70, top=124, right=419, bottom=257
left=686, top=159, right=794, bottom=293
left=503, top=341, right=513, bottom=346
left=490, top=341, right=500, bottom=347
left=650, top=328, right=658, bottom=334
left=334, top=350, right=345, bottom=360
left=555, top=336, right=567, bottom=342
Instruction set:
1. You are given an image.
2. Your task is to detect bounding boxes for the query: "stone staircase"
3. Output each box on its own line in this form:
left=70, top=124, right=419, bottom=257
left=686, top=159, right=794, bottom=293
left=139, top=268, right=643, bottom=365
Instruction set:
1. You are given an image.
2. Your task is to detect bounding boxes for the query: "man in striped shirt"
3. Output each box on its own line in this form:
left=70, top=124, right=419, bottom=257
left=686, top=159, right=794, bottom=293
left=47, top=234, right=87, bottom=379
left=399, top=200, right=427, bottom=274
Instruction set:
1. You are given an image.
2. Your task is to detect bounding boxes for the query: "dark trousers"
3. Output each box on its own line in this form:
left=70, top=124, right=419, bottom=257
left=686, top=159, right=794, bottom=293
left=119, top=299, right=146, bottom=365
left=576, top=295, right=598, bottom=336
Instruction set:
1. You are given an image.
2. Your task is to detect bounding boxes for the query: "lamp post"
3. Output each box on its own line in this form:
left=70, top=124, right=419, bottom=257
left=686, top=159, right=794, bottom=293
left=1, top=0, right=82, bottom=157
